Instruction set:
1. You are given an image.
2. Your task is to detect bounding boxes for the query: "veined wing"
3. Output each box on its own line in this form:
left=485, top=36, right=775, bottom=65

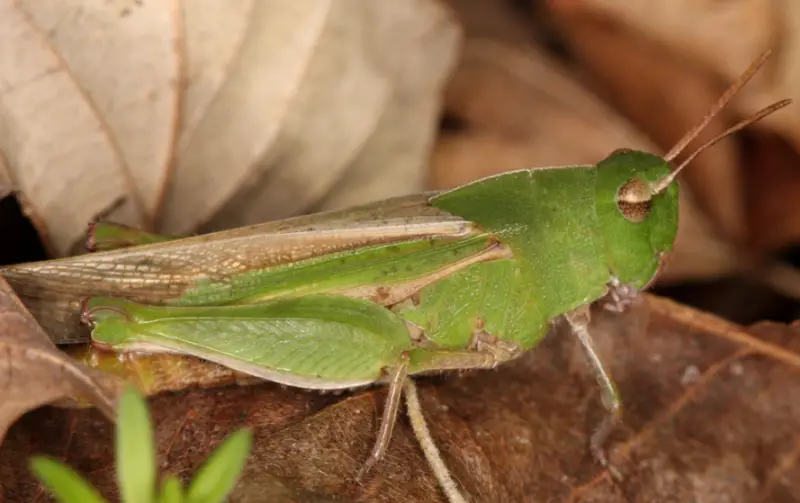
left=1, top=193, right=479, bottom=343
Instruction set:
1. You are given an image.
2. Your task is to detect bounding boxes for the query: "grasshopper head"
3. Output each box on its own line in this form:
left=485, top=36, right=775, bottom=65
left=595, top=150, right=678, bottom=289
left=595, top=49, right=791, bottom=289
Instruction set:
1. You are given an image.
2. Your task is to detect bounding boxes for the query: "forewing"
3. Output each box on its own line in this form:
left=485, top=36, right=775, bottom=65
left=1, top=193, right=477, bottom=343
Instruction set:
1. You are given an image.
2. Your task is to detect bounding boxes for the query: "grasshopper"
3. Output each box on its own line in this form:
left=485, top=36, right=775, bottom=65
left=0, top=50, right=790, bottom=502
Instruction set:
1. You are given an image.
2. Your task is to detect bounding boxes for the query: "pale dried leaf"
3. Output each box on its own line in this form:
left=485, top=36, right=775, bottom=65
left=0, top=277, right=118, bottom=445
left=21, top=0, right=181, bottom=225
left=307, top=0, right=460, bottom=214
left=162, top=1, right=344, bottom=233
left=0, top=0, right=144, bottom=256
left=179, top=0, right=255, bottom=158
left=0, top=0, right=459, bottom=253
left=184, top=0, right=460, bottom=234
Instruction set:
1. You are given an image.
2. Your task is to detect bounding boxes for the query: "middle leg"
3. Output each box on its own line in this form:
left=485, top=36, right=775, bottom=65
left=565, top=305, right=622, bottom=474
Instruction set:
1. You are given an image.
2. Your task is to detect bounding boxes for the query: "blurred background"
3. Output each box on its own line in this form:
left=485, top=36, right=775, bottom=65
left=1, top=0, right=799, bottom=325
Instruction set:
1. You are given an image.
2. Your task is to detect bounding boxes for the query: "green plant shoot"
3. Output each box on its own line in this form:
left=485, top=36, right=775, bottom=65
left=3, top=51, right=790, bottom=503
left=29, top=386, right=252, bottom=503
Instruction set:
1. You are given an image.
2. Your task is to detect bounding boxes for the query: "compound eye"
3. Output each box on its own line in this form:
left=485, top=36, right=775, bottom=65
left=616, top=178, right=652, bottom=223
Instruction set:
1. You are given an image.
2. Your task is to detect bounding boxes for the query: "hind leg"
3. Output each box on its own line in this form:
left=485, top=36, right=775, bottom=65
left=357, top=354, right=410, bottom=479
left=359, top=340, right=522, bottom=476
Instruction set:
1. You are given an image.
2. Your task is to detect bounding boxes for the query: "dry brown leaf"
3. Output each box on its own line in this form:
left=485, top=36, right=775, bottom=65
left=546, top=0, right=800, bottom=145
left=443, top=0, right=539, bottom=47
left=431, top=130, right=547, bottom=188
left=0, top=277, right=118, bottom=445
left=742, top=131, right=800, bottom=251
left=0, top=0, right=460, bottom=255
left=659, top=191, right=740, bottom=284
left=2, top=295, right=799, bottom=502
left=546, top=0, right=800, bottom=251
left=441, top=39, right=656, bottom=162
left=546, top=5, right=748, bottom=243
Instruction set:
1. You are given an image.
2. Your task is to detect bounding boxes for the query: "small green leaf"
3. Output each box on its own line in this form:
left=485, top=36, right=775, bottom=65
left=186, top=428, right=252, bottom=503
left=30, top=456, right=108, bottom=503
left=117, top=386, right=156, bottom=503
left=158, top=475, right=185, bottom=503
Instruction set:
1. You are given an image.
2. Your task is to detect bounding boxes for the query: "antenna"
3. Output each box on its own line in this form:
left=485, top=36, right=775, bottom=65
left=663, top=50, right=772, bottom=164
left=651, top=98, right=791, bottom=194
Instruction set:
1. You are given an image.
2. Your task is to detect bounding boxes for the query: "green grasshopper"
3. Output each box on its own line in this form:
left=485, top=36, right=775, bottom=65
left=0, top=50, right=789, bottom=502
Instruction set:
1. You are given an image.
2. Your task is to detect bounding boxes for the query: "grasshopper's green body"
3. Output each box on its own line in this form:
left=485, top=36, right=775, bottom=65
left=0, top=51, right=788, bottom=503
left=4, top=153, right=675, bottom=386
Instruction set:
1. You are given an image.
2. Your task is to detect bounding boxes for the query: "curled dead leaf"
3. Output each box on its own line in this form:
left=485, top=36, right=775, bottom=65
left=0, top=277, right=118, bottom=446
